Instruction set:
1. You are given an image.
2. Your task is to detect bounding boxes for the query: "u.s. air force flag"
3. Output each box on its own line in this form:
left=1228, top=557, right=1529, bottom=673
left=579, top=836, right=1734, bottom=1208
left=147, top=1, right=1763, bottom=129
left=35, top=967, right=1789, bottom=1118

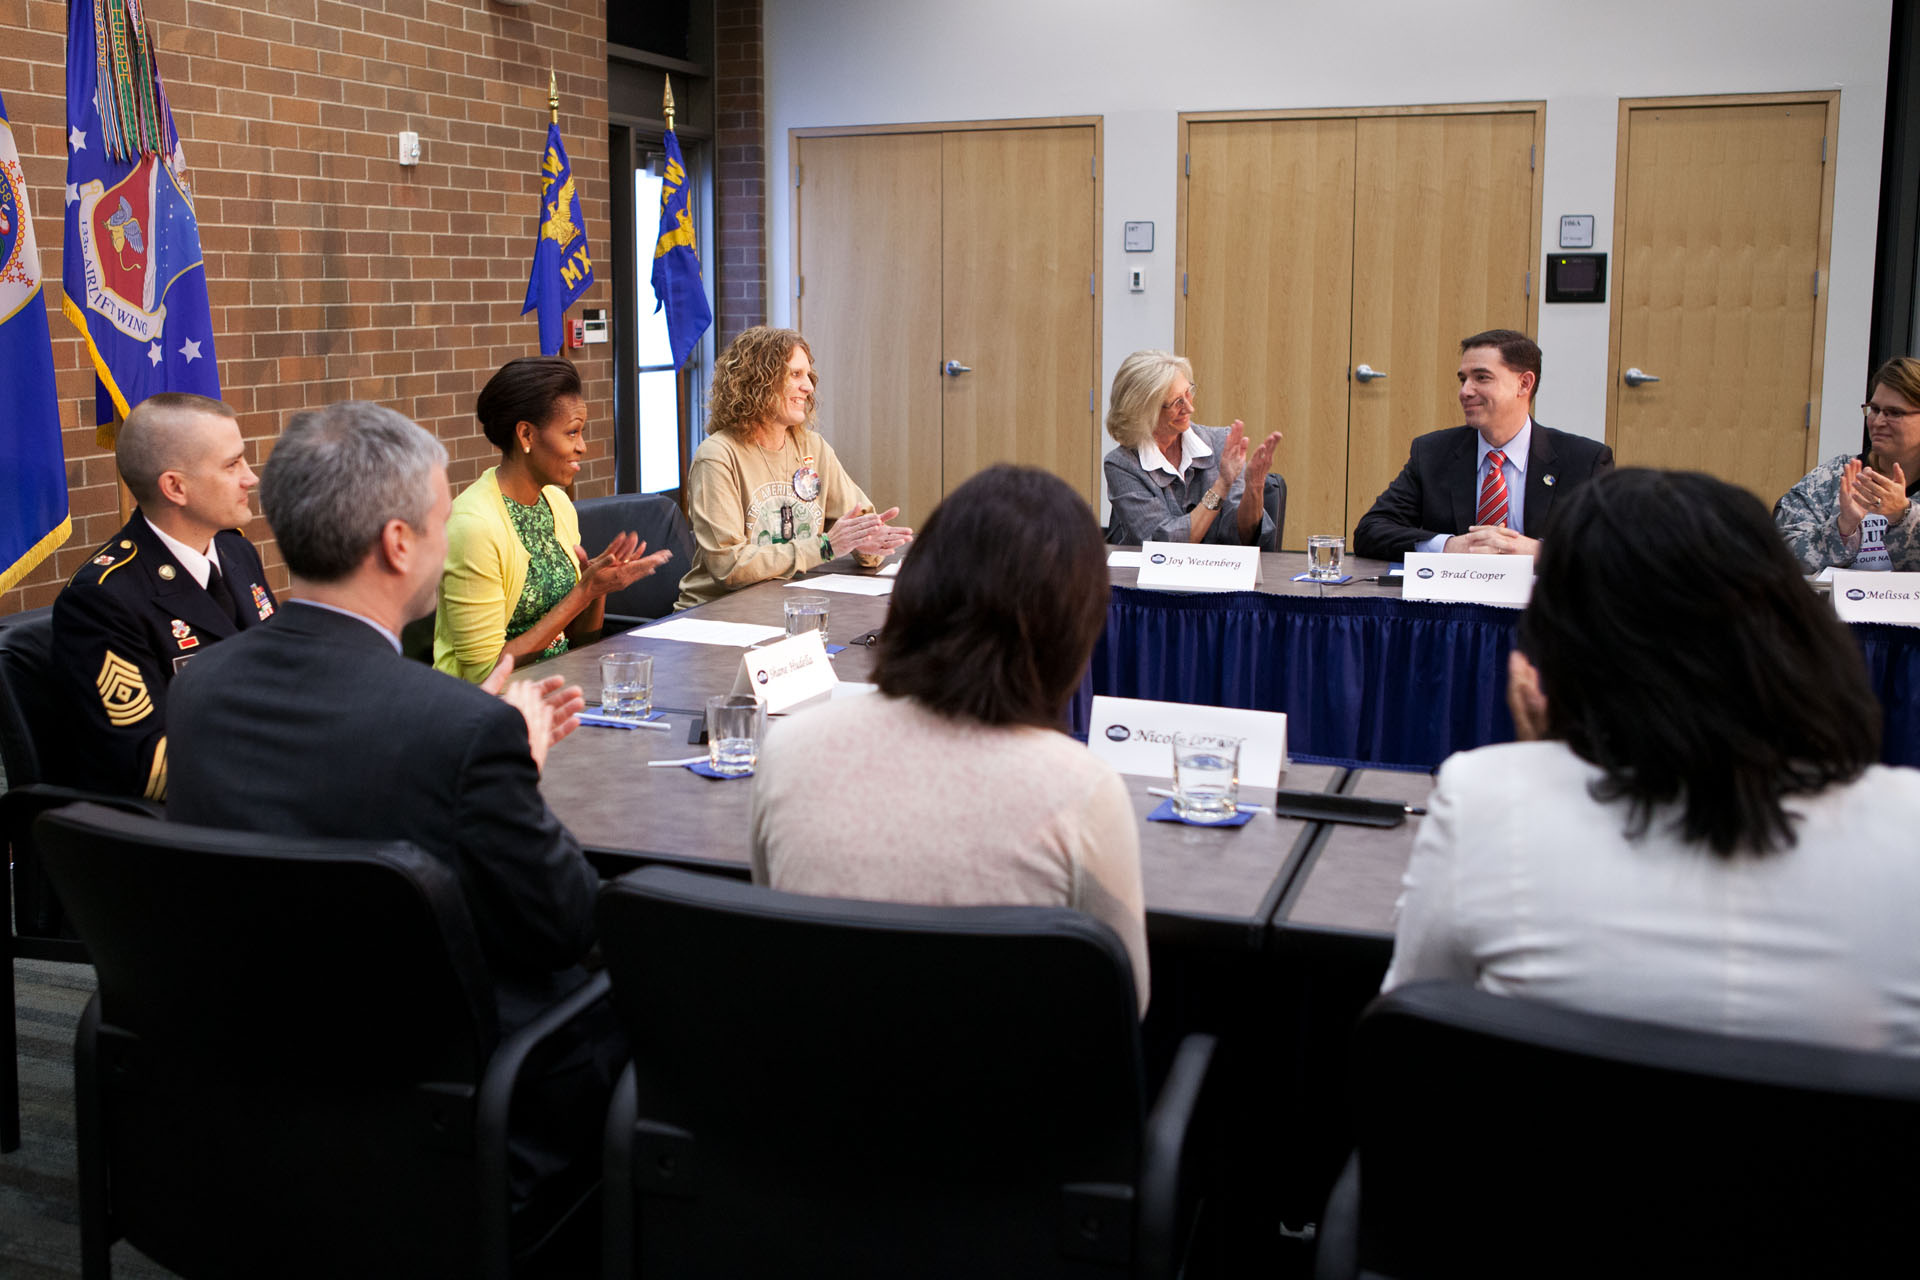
left=651, top=128, right=710, bottom=371
left=63, top=0, right=220, bottom=447
left=0, top=90, right=71, bottom=592
left=523, top=123, right=593, bottom=356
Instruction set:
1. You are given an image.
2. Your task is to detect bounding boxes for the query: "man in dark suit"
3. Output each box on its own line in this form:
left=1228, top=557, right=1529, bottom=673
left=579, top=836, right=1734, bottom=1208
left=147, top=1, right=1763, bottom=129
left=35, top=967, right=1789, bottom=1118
left=49, top=393, right=278, bottom=801
left=167, top=400, right=607, bottom=1211
left=1352, top=330, right=1614, bottom=560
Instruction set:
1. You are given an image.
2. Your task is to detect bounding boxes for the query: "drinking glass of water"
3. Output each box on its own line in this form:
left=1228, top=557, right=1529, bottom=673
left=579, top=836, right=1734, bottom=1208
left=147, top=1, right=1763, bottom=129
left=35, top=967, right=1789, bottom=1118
left=784, top=593, right=831, bottom=644
left=1172, top=732, right=1241, bottom=822
left=600, top=652, right=652, bottom=720
left=1307, top=534, right=1345, bottom=581
left=705, top=694, right=766, bottom=776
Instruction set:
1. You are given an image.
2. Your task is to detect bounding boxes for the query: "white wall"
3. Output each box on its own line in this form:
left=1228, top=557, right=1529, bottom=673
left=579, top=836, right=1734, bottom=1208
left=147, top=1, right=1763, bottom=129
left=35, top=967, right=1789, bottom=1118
left=763, top=0, right=1891, bottom=465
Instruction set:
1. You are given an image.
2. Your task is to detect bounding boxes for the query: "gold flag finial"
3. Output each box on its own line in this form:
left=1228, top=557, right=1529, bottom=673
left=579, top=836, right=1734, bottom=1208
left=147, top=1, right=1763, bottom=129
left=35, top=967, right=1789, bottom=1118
left=548, top=69, right=559, bottom=126
left=663, top=75, right=676, bottom=133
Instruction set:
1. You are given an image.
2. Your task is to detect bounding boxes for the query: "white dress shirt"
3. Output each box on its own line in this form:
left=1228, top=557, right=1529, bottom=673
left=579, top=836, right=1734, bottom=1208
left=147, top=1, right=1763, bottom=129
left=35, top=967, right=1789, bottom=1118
left=1385, top=740, right=1920, bottom=1055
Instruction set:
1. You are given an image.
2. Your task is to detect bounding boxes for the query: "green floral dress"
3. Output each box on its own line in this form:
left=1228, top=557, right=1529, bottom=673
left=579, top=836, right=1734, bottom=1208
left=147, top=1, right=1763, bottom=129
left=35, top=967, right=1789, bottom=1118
left=502, top=492, right=576, bottom=660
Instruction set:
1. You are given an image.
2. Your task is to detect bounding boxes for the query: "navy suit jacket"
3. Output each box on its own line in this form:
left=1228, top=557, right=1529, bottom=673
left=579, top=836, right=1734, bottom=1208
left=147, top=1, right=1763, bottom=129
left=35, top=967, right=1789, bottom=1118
left=167, top=602, right=598, bottom=1031
left=1351, top=422, right=1615, bottom=560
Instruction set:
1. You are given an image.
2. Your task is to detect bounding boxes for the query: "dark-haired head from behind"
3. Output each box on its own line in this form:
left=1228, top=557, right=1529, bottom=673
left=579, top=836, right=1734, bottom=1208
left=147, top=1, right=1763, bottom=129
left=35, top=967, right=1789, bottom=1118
left=1521, top=467, right=1880, bottom=856
left=875, top=465, right=1109, bottom=730
left=475, top=356, right=582, bottom=454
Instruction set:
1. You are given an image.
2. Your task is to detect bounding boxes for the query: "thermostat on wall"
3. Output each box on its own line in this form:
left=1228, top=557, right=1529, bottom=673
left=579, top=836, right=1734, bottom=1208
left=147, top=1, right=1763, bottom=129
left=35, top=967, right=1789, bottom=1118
left=1544, top=253, right=1607, bottom=304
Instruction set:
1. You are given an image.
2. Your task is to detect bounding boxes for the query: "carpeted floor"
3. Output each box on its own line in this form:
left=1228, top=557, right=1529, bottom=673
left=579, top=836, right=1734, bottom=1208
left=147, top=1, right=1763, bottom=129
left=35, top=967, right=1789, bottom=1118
left=0, top=959, right=175, bottom=1278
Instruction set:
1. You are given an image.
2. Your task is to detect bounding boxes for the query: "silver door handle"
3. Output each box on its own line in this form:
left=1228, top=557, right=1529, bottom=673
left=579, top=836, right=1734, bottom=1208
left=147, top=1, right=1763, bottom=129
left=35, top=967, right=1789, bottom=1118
left=1354, top=364, right=1386, bottom=382
left=944, top=360, right=972, bottom=377
left=1624, top=367, right=1661, bottom=387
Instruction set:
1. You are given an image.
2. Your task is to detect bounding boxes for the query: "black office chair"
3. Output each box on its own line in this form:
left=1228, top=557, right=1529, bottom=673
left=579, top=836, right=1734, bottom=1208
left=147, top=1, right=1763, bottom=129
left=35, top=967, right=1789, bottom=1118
left=594, top=866, right=1216, bottom=1279
left=1263, top=473, right=1288, bottom=551
left=1315, top=981, right=1920, bottom=1279
left=573, top=493, right=695, bottom=630
left=37, top=801, right=608, bottom=1279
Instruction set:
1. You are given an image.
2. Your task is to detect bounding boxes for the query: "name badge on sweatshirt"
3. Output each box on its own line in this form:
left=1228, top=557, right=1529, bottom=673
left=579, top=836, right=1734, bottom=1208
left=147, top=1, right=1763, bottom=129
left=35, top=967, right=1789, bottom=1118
left=1401, top=552, right=1534, bottom=608
left=1134, top=541, right=1263, bottom=593
left=1832, top=570, right=1920, bottom=627
left=731, top=630, right=837, bottom=712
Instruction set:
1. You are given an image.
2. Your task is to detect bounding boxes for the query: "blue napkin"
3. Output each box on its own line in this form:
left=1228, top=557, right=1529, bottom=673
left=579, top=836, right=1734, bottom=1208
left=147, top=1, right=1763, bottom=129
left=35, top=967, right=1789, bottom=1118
left=687, top=760, right=753, bottom=780
left=1146, top=797, right=1254, bottom=828
left=826, top=644, right=847, bottom=655
left=579, top=709, right=665, bottom=730
left=1290, top=572, right=1354, bottom=585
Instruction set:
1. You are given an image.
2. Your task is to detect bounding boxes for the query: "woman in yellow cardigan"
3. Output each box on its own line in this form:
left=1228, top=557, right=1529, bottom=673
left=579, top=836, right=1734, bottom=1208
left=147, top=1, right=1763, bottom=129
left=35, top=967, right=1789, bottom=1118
left=434, top=357, right=671, bottom=682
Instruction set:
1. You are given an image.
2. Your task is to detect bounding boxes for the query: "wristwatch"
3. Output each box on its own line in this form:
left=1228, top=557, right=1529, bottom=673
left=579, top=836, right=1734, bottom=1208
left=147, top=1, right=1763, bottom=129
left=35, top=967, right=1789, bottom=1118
left=1199, top=489, right=1224, bottom=512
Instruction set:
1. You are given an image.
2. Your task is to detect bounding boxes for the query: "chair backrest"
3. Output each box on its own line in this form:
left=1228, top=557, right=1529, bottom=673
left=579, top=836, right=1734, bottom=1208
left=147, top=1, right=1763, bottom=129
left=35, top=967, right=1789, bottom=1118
left=573, top=493, right=695, bottom=624
left=0, top=607, right=55, bottom=786
left=36, top=802, right=503, bottom=1277
left=1347, top=982, right=1920, bottom=1277
left=1263, top=473, right=1288, bottom=551
left=595, top=866, right=1149, bottom=1277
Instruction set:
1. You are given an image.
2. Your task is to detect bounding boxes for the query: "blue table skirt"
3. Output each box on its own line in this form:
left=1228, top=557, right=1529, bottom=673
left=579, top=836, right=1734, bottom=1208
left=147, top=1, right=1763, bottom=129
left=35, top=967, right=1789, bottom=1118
left=1072, top=586, right=1920, bottom=773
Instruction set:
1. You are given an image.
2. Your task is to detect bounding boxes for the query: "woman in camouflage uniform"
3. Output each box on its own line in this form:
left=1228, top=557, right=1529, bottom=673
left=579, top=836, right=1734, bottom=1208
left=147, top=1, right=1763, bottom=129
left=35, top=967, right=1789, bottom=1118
left=1774, top=357, right=1920, bottom=573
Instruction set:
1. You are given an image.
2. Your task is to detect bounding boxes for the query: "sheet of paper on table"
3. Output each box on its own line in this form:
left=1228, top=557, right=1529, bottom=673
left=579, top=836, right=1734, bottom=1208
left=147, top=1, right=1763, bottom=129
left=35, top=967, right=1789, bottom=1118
left=1107, top=550, right=1145, bottom=568
left=627, top=617, right=787, bottom=646
left=789, top=574, right=894, bottom=596
left=877, top=562, right=902, bottom=577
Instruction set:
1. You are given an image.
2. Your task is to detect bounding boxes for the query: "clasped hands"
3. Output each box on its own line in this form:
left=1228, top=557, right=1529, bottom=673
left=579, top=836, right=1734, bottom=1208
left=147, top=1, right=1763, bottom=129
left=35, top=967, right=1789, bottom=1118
left=482, top=653, right=584, bottom=774
left=1445, top=525, right=1540, bottom=556
left=1837, top=458, right=1910, bottom=538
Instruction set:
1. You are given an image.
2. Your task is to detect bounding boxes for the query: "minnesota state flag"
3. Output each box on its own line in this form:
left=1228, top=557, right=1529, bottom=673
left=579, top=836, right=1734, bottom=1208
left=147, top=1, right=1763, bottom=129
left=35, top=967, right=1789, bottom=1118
left=63, top=0, right=220, bottom=447
left=0, top=90, right=71, bottom=592
left=651, top=128, right=710, bottom=371
left=523, top=123, right=593, bottom=356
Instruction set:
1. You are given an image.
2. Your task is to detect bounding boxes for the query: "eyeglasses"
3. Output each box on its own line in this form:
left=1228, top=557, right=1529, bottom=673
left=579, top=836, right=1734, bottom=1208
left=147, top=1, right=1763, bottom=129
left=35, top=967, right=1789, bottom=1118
left=1862, top=403, right=1918, bottom=422
left=1162, top=386, right=1198, bottom=414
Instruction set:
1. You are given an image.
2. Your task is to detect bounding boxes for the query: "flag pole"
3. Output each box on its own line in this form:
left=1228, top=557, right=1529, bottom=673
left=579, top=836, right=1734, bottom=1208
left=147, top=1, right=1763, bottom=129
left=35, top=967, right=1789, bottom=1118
left=664, top=75, right=675, bottom=132
left=549, top=69, right=558, bottom=126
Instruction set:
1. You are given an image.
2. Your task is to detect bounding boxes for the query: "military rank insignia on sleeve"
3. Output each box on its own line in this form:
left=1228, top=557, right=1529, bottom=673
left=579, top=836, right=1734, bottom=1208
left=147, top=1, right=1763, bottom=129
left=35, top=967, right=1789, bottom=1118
left=96, top=650, right=153, bottom=727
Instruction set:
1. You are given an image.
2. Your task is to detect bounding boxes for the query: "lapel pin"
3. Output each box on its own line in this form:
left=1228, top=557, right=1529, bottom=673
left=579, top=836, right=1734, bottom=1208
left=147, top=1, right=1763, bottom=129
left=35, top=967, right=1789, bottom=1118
left=1543, top=474, right=1558, bottom=487
left=157, top=564, right=177, bottom=580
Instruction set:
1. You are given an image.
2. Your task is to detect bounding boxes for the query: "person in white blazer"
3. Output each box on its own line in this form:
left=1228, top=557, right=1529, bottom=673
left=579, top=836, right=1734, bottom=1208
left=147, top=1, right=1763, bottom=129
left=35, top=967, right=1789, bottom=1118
left=1385, top=467, right=1920, bottom=1055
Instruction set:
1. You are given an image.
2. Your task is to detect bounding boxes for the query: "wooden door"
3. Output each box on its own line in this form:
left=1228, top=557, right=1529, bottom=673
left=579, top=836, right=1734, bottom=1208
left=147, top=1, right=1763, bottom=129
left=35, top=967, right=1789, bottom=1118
left=794, top=133, right=944, bottom=530
left=940, top=127, right=1099, bottom=507
left=1345, top=113, right=1538, bottom=528
left=1610, top=100, right=1832, bottom=503
left=1184, top=119, right=1355, bottom=550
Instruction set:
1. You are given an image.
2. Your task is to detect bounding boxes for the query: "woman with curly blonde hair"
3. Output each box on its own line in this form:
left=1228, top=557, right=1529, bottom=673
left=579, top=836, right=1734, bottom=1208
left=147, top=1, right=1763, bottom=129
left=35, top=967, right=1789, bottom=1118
left=675, top=326, right=911, bottom=608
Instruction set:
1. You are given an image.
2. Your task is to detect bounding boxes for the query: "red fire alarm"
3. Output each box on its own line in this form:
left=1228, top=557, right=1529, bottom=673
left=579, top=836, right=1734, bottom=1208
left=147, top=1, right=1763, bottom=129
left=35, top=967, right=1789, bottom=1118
left=567, top=317, right=586, bottom=348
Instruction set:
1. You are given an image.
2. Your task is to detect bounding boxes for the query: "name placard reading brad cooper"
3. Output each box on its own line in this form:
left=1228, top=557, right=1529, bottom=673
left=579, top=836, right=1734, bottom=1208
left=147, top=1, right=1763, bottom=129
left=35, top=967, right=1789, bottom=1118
left=1831, top=570, right=1920, bottom=627
left=735, top=630, right=837, bottom=712
left=1400, top=552, right=1534, bottom=607
left=1133, top=541, right=1264, bottom=593
left=1086, top=695, right=1287, bottom=790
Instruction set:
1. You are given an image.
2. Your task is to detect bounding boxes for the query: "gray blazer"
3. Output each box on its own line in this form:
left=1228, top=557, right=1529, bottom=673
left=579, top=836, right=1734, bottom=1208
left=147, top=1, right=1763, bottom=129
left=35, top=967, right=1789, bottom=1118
left=1103, top=424, right=1272, bottom=546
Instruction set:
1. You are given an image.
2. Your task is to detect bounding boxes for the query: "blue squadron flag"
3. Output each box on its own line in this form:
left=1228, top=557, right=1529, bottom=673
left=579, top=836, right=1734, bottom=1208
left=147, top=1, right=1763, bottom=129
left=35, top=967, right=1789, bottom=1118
left=651, top=126, right=711, bottom=371
left=0, top=90, right=72, bottom=592
left=523, top=121, right=594, bottom=356
left=63, top=0, right=220, bottom=448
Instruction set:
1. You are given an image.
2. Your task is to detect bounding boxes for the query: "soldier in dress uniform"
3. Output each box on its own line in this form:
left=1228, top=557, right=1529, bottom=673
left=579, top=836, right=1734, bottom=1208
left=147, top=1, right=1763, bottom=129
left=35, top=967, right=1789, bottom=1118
left=48, top=393, right=277, bottom=801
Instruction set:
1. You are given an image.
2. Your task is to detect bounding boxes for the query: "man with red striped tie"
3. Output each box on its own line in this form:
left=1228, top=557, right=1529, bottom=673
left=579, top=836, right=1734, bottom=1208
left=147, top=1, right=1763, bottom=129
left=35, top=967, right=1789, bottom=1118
left=1353, top=330, right=1614, bottom=560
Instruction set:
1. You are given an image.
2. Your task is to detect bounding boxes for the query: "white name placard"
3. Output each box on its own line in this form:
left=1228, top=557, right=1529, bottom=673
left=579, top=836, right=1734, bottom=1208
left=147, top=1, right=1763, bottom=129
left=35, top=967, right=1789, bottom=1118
left=1134, top=541, right=1263, bottom=592
left=734, top=631, right=837, bottom=712
left=1086, top=695, right=1288, bottom=790
left=1832, top=570, right=1920, bottom=627
left=1401, top=552, right=1534, bottom=607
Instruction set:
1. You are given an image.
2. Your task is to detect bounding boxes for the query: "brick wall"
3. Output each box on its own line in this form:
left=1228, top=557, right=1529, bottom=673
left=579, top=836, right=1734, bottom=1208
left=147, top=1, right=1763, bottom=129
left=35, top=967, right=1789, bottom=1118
left=1, top=0, right=615, bottom=615
left=712, top=0, right=763, bottom=345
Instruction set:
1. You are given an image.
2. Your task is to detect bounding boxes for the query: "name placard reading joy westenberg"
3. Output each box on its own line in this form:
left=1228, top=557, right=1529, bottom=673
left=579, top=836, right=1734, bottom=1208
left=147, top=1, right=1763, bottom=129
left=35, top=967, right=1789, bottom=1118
left=1133, top=541, right=1263, bottom=592
left=1400, top=552, right=1534, bottom=607
left=1086, top=695, right=1287, bottom=790
left=1832, top=570, right=1920, bottom=627
left=736, top=630, right=837, bottom=713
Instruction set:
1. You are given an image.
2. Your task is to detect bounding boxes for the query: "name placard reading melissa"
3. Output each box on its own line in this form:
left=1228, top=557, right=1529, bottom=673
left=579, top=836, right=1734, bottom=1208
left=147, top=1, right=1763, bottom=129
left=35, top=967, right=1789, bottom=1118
left=1086, top=695, right=1287, bottom=790
left=1400, top=552, right=1534, bottom=607
left=1133, top=541, right=1264, bottom=592
left=734, top=630, right=837, bottom=713
left=1831, top=570, right=1920, bottom=627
